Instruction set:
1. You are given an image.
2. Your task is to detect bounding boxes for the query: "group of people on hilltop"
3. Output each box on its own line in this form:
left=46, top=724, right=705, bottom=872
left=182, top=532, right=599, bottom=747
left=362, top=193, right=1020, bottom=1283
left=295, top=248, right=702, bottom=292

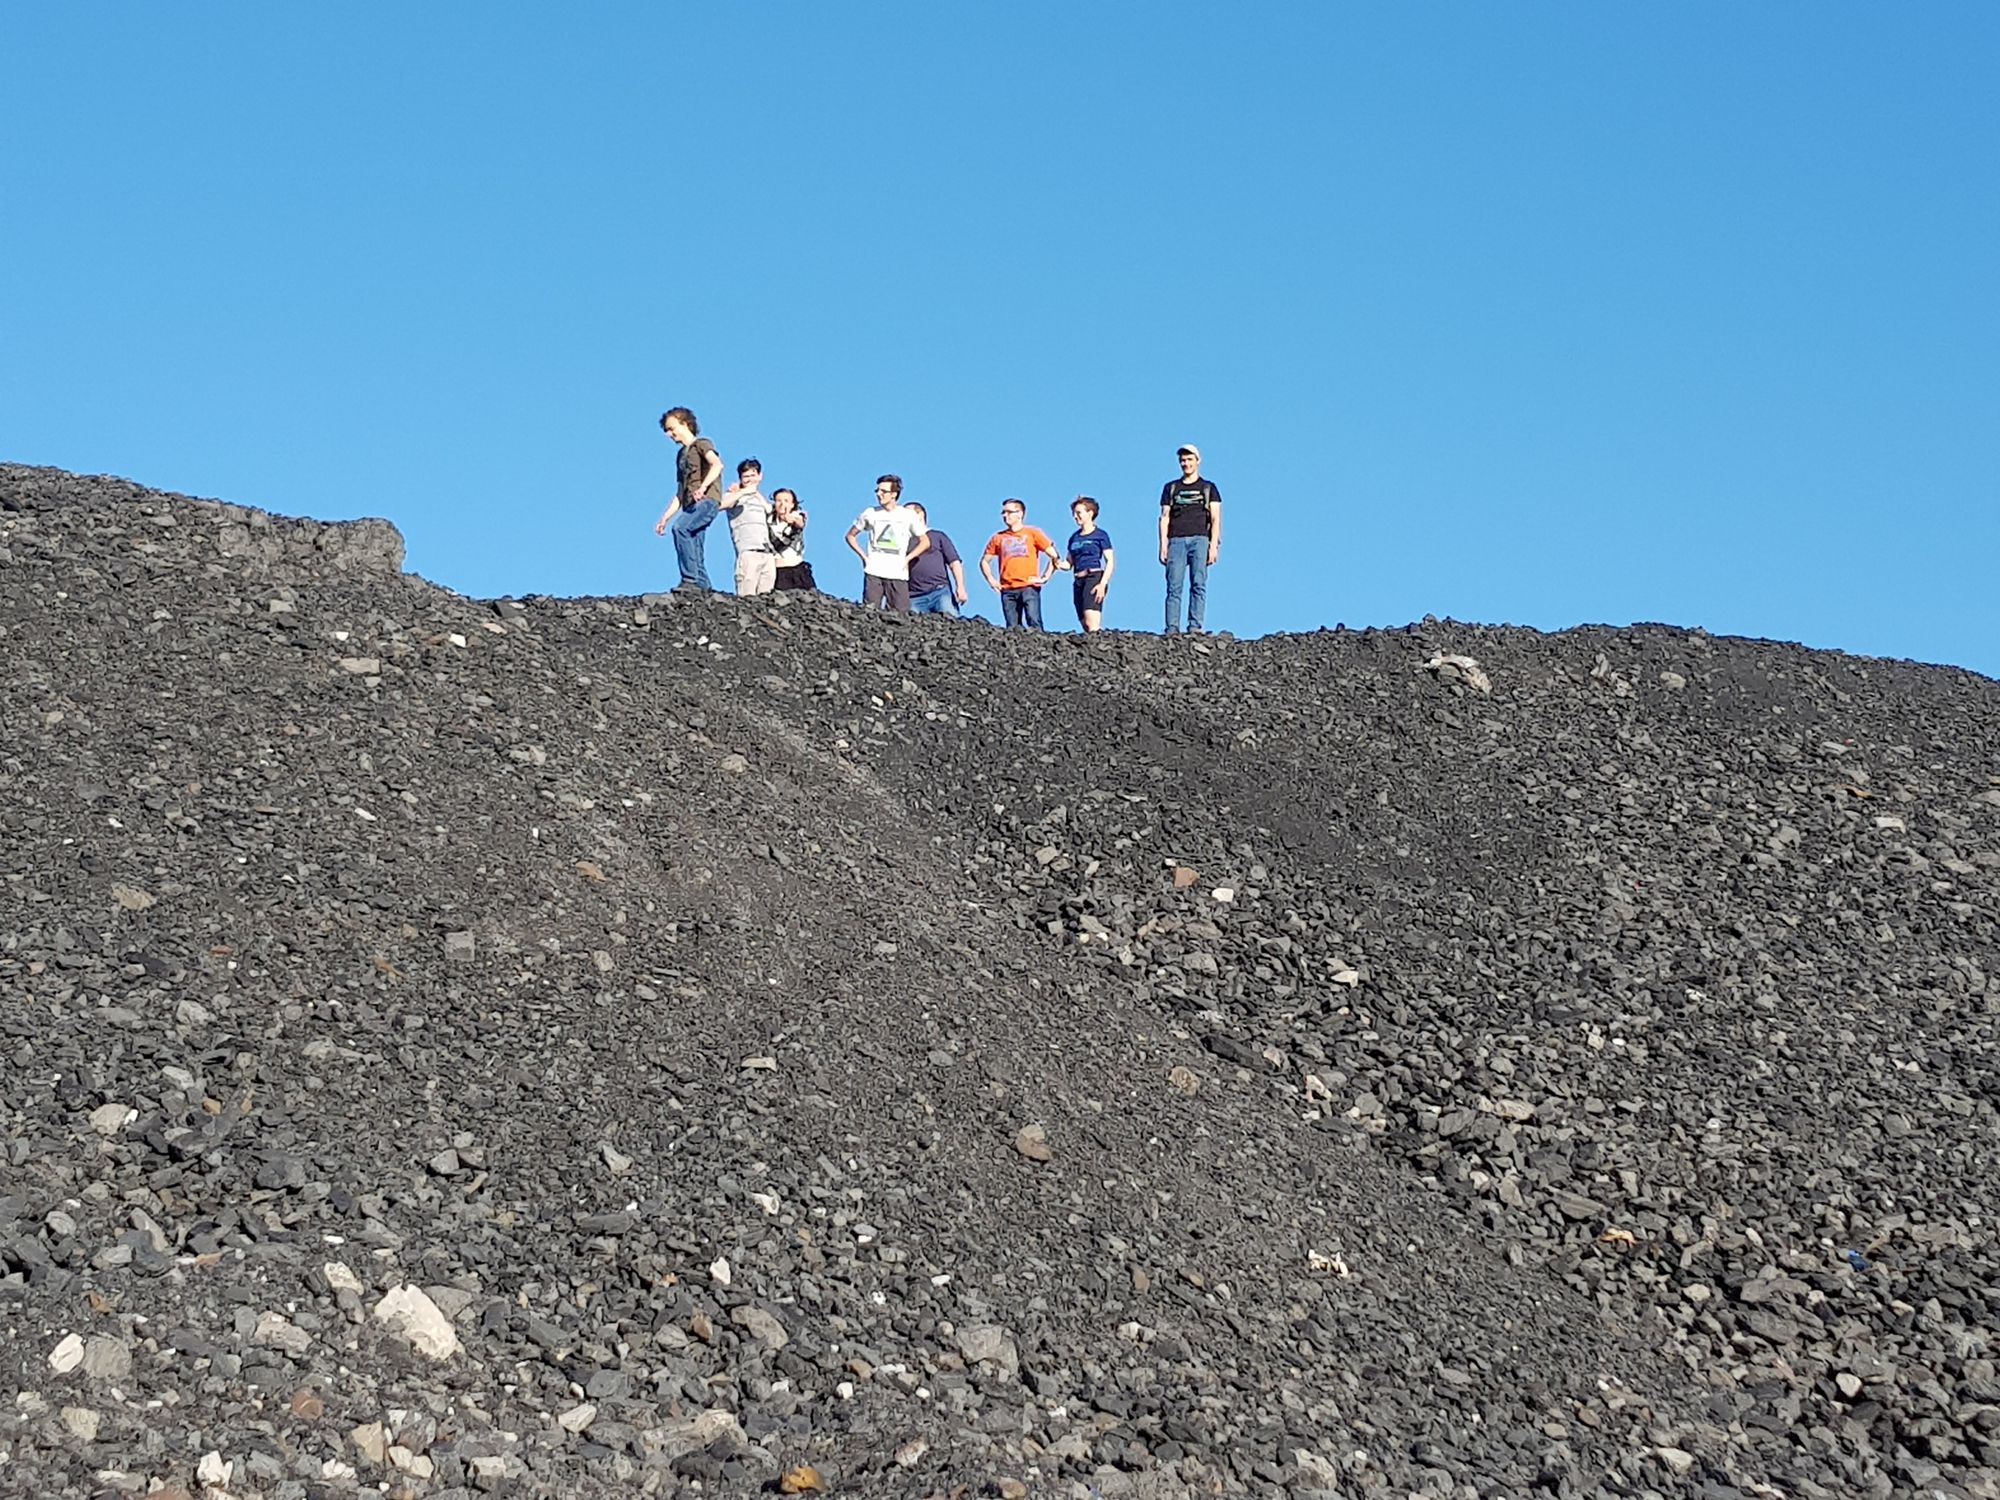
left=653, top=406, right=1223, bottom=634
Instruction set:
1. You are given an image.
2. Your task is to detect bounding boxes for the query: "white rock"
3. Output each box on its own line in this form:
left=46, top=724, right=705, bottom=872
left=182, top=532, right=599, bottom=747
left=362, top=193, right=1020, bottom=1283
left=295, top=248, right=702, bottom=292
left=730, top=1304, right=790, bottom=1348
left=79, top=1337, right=131, bottom=1381
left=339, top=656, right=382, bottom=675
left=87, top=1104, right=134, bottom=1137
left=1422, top=652, right=1493, bottom=693
left=110, top=883, right=155, bottom=911
left=600, top=1143, right=633, bottom=1175
left=60, top=1406, right=101, bottom=1441
left=1294, top=1448, right=1342, bottom=1487
left=196, top=1451, right=232, bottom=1487
left=254, top=1312, right=312, bottom=1356
left=557, top=1403, right=597, bottom=1433
left=323, top=1262, right=364, bottom=1294
left=1211, top=887, right=1235, bottom=903
left=709, top=1256, right=733, bottom=1287
left=372, top=1284, right=461, bottom=1360
left=954, top=1323, right=1020, bottom=1377
left=350, top=1421, right=388, bottom=1465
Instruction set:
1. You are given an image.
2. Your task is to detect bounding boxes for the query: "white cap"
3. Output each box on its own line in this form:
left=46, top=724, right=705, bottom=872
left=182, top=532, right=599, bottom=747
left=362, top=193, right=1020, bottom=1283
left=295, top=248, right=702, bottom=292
left=1177, top=443, right=1201, bottom=461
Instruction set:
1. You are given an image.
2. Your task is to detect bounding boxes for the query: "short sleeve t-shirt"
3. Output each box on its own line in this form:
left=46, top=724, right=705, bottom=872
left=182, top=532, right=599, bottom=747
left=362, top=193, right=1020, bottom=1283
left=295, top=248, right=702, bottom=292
left=1067, top=526, right=1114, bottom=573
left=983, top=526, right=1055, bottom=590
left=908, top=528, right=961, bottom=594
left=727, top=489, right=774, bottom=551
left=1160, top=476, right=1220, bottom=538
left=678, top=438, right=722, bottom=503
left=854, top=505, right=927, bottom=580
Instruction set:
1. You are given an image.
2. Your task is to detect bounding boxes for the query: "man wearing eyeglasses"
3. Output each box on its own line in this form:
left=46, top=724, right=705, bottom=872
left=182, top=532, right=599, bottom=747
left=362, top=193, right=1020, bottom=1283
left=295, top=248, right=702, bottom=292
left=845, top=474, right=930, bottom=613
left=980, top=499, right=1060, bottom=631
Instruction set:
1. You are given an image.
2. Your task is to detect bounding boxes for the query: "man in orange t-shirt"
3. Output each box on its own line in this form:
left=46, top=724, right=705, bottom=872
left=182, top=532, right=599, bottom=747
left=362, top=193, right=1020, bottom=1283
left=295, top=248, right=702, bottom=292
left=979, top=499, right=1061, bottom=631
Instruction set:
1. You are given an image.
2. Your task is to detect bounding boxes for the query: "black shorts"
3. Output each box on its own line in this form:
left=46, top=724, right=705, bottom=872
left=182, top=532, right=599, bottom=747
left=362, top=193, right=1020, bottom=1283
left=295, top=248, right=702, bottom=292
left=774, top=561, right=817, bottom=591
left=1073, top=571, right=1106, bottom=620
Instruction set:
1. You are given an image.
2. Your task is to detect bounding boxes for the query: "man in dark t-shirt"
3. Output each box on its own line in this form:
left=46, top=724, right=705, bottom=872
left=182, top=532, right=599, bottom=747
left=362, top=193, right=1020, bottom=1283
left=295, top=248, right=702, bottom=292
left=653, top=406, right=725, bottom=591
left=1158, top=443, right=1221, bottom=633
left=905, top=503, right=969, bottom=616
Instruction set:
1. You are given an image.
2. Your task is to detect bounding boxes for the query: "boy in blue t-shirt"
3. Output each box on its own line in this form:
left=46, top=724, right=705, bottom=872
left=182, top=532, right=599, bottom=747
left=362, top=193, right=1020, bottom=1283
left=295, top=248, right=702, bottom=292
left=1058, top=496, right=1116, bottom=632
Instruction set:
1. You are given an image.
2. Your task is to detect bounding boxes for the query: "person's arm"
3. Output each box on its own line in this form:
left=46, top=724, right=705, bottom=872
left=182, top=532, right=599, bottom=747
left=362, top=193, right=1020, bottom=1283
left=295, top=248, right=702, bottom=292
left=908, top=529, right=932, bottom=563
left=1207, top=486, right=1222, bottom=564
left=1033, top=537, right=1059, bottom=586
left=655, top=495, right=684, bottom=535
left=846, top=523, right=868, bottom=562
left=719, top=482, right=742, bottom=512
left=1158, top=500, right=1171, bottom=564
left=948, top=556, right=968, bottom=603
left=696, top=445, right=724, bottom=500
left=980, top=541, right=1003, bottom=591
left=1096, top=546, right=1116, bottom=602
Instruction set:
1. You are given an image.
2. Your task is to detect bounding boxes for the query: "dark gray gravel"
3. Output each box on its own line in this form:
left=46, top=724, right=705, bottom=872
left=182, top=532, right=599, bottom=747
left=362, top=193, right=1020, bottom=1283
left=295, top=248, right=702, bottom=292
left=3, top=462, right=1998, bottom=1499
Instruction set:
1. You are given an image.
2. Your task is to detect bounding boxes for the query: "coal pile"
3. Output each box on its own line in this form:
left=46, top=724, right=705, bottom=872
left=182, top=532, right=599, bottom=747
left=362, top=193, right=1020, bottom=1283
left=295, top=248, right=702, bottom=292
left=2, top=462, right=1998, bottom=1500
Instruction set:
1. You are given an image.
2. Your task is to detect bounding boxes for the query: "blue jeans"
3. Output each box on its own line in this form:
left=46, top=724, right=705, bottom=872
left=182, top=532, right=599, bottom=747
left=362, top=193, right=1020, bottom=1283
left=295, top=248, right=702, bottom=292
left=910, top=585, right=959, bottom=617
left=1000, top=586, right=1044, bottom=631
left=1163, top=535, right=1210, bottom=633
left=671, top=498, right=720, bottom=590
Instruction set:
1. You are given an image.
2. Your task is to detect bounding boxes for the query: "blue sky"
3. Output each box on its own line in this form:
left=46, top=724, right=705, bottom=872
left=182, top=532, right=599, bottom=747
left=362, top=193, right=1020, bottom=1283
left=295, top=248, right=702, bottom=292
left=6, top=4, right=1997, bottom=671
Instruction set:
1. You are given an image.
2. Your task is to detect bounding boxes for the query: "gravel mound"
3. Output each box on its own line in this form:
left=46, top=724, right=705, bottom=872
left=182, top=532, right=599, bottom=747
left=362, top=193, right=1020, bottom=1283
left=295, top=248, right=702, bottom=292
left=3, top=462, right=1997, bottom=1499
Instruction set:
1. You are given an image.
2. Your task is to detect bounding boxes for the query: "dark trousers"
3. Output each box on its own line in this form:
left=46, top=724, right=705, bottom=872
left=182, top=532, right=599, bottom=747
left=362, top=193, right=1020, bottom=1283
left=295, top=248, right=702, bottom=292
left=863, top=575, right=911, bottom=613
left=774, top=561, right=816, bottom=591
left=1000, top=586, right=1044, bottom=631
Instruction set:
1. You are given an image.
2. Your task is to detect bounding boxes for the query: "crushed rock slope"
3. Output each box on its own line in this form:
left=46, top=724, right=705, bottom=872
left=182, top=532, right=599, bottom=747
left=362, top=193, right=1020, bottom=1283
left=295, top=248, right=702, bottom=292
left=2, top=464, right=1998, bottom=1500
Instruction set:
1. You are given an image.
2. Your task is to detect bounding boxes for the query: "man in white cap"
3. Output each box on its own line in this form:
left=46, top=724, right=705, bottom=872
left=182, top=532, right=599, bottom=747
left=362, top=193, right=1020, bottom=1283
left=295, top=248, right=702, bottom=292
left=1158, top=443, right=1222, bottom=633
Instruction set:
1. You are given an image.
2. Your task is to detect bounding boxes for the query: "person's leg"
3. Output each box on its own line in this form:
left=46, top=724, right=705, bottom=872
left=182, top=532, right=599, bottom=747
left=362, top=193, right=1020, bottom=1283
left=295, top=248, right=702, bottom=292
left=673, top=499, right=718, bottom=591
left=862, top=574, right=886, bottom=610
left=734, top=551, right=756, bottom=596
left=1022, top=585, right=1043, bottom=631
left=1000, top=589, right=1022, bottom=629
left=672, top=514, right=703, bottom=590
left=1185, top=540, right=1210, bottom=632
left=887, top=579, right=911, bottom=614
left=1164, top=540, right=1188, bottom=633
left=1072, top=576, right=1104, bottom=636
left=746, top=554, right=776, bottom=595
left=910, top=586, right=947, bottom=615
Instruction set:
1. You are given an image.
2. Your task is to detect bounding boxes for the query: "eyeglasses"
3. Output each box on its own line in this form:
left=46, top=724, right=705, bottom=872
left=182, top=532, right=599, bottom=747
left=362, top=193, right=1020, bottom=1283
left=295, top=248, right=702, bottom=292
left=876, top=486, right=896, bottom=495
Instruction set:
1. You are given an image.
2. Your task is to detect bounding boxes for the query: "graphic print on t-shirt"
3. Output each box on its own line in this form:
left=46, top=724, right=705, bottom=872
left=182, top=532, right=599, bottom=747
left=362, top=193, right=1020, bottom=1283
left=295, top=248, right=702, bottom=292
left=1161, top=478, right=1218, bottom=539
left=1067, top=527, right=1114, bottom=573
left=984, top=526, right=1054, bottom=590
left=855, top=506, right=927, bottom=580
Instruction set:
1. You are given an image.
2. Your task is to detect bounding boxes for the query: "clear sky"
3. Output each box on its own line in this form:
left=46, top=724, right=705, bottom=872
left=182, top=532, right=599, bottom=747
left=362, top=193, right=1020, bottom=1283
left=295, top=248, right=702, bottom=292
left=6, top=5, right=1997, bottom=673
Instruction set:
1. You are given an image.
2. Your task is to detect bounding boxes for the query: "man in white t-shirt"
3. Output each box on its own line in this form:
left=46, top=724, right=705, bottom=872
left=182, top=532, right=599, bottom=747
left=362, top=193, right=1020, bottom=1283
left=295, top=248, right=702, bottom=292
left=845, top=474, right=931, bottom=613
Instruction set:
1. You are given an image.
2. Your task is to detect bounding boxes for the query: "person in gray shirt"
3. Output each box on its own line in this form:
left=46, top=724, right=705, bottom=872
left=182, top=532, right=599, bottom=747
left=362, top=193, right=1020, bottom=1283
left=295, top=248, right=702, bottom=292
left=720, top=457, right=777, bottom=596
